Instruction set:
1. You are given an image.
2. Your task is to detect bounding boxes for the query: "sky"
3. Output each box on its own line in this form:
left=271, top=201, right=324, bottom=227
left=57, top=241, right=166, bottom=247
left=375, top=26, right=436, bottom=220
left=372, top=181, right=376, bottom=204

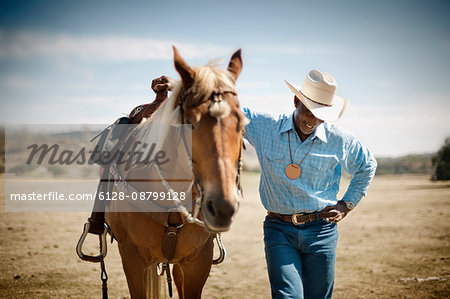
left=0, top=0, right=449, bottom=157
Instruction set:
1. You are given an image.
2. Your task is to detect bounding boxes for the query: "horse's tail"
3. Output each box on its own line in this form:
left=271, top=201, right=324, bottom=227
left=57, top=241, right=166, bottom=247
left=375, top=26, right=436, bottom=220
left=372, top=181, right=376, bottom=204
left=145, top=264, right=167, bottom=299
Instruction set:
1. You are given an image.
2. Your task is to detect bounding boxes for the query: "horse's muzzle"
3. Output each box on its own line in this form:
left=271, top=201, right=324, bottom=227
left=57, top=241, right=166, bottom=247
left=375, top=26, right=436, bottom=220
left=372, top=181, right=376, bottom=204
left=202, top=193, right=238, bottom=232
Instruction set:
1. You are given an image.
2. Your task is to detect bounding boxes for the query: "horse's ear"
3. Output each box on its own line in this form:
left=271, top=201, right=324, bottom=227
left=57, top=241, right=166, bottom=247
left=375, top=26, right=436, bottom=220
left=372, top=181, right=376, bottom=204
left=227, top=49, right=243, bottom=81
left=173, top=46, right=195, bottom=88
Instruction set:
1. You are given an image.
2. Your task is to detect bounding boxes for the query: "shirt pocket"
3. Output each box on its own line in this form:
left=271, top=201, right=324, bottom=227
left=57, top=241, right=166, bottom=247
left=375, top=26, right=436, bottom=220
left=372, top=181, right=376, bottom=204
left=262, top=149, right=287, bottom=177
left=263, top=149, right=285, bottom=162
left=306, top=154, right=339, bottom=188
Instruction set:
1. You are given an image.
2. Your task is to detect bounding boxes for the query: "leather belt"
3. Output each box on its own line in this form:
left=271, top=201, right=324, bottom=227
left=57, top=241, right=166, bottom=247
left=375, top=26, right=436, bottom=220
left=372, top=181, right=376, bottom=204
left=267, top=211, right=328, bottom=225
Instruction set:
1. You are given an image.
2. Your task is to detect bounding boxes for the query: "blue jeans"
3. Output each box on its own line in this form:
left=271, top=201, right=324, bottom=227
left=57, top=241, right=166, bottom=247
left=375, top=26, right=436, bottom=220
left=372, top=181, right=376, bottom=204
left=263, top=215, right=338, bottom=299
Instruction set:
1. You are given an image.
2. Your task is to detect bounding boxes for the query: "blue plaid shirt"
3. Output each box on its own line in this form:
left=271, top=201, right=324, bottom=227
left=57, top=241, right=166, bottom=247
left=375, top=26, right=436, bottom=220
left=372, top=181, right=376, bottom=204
left=243, top=108, right=377, bottom=214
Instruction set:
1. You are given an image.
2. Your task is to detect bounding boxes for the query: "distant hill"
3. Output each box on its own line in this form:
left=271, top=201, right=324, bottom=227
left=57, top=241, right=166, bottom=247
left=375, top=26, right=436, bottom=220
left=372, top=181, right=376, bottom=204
left=375, top=154, right=434, bottom=176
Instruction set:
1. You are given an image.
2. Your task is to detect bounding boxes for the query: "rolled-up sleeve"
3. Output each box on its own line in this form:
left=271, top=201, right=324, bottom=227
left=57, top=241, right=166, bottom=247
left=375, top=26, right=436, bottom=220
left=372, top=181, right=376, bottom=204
left=341, top=139, right=377, bottom=207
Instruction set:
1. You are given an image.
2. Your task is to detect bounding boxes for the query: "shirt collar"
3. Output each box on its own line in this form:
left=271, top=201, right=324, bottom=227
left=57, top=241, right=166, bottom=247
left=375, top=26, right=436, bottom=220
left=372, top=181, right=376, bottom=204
left=313, top=123, right=327, bottom=143
left=279, top=113, right=294, bottom=134
left=279, top=112, right=328, bottom=143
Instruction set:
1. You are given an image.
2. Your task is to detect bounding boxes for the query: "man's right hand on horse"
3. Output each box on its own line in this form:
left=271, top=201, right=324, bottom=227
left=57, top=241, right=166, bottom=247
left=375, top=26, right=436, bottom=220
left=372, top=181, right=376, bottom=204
left=151, top=76, right=175, bottom=94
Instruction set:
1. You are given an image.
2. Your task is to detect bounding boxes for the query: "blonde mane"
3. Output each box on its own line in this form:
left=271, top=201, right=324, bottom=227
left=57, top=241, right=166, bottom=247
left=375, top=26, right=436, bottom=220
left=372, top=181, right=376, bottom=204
left=138, top=64, right=236, bottom=149
left=147, top=63, right=236, bottom=125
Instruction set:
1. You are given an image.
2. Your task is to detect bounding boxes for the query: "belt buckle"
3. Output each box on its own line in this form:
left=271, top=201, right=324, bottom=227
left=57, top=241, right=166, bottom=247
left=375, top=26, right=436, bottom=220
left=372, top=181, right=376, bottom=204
left=291, top=213, right=307, bottom=225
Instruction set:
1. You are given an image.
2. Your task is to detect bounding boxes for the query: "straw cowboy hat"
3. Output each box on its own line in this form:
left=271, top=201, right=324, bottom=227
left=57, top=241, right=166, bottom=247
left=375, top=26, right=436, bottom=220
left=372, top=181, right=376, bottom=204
left=285, top=69, right=349, bottom=122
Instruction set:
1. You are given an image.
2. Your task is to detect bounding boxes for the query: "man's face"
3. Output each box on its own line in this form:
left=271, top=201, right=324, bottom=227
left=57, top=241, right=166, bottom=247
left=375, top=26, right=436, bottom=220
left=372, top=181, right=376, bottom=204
left=294, top=96, right=324, bottom=136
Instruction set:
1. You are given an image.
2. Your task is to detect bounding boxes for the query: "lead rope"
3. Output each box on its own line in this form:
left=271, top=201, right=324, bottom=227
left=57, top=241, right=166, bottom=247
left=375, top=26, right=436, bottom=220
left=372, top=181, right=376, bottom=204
left=154, top=162, right=204, bottom=226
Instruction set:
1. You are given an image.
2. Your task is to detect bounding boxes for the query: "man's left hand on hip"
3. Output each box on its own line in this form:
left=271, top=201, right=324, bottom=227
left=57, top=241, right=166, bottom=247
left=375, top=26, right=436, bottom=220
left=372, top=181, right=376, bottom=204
left=322, top=201, right=350, bottom=223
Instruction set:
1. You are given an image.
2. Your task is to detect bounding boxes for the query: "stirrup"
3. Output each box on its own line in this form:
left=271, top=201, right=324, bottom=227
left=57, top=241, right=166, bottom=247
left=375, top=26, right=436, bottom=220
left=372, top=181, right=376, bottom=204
left=76, top=220, right=108, bottom=263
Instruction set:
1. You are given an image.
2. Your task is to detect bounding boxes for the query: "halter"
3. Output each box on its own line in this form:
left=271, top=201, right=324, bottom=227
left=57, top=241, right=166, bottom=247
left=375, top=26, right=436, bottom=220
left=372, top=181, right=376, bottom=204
left=159, top=86, right=243, bottom=228
left=179, top=86, right=238, bottom=106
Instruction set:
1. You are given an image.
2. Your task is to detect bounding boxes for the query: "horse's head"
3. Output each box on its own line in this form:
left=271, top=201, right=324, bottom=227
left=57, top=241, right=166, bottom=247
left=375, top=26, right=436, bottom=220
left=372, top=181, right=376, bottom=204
left=173, top=46, right=248, bottom=232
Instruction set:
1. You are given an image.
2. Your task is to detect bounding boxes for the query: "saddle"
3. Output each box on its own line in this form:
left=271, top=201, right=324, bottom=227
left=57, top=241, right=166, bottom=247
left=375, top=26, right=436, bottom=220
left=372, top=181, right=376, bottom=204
left=88, top=97, right=167, bottom=235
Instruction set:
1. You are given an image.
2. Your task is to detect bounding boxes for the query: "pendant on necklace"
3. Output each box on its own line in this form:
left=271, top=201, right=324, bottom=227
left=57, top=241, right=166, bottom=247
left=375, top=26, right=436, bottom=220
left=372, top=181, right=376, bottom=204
left=285, top=163, right=301, bottom=180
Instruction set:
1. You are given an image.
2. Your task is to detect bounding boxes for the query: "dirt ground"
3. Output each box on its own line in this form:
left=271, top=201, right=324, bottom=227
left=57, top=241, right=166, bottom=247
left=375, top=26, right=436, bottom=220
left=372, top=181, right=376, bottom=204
left=1, top=173, right=449, bottom=298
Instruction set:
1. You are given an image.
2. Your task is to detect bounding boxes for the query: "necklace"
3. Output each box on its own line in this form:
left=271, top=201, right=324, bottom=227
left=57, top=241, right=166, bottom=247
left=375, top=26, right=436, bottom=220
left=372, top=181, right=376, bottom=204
left=285, top=131, right=315, bottom=180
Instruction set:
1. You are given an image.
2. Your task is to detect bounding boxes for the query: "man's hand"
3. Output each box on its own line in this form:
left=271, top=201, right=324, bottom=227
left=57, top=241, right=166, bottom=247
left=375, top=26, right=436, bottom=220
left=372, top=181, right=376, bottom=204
left=322, top=201, right=350, bottom=223
left=151, top=76, right=175, bottom=94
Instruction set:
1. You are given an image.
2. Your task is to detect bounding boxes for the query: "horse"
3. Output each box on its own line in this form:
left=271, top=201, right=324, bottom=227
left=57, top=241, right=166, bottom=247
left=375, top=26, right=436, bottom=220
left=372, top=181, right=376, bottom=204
left=104, top=46, right=247, bottom=298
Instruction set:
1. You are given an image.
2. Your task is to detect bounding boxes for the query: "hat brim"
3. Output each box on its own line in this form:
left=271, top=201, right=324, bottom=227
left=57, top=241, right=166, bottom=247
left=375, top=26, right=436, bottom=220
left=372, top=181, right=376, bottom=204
left=285, top=80, right=348, bottom=122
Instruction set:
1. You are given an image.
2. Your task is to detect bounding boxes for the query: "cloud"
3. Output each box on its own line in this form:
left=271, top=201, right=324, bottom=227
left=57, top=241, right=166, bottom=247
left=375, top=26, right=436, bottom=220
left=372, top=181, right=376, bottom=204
left=0, top=30, right=346, bottom=63
left=0, top=75, right=35, bottom=89
left=336, top=103, right=450, bottom=156
left=0, top=30, right=231, bottom=62
left=246, top=44, right=345, bottom=56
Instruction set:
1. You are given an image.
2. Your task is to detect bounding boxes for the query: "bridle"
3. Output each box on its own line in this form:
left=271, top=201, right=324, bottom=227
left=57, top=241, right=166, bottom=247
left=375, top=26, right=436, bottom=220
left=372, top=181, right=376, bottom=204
left=158, top=86, right=244, bottom=228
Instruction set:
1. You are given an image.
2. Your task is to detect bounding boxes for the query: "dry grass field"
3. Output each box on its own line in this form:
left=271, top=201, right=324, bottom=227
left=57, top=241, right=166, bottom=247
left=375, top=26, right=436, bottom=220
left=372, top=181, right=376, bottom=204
left=0, top=172, right=449, bottom=298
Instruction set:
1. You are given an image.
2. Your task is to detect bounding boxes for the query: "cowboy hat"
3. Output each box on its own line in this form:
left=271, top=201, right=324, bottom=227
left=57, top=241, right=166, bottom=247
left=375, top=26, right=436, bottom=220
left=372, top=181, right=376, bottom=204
left=285, top=69, right=348, bottom=122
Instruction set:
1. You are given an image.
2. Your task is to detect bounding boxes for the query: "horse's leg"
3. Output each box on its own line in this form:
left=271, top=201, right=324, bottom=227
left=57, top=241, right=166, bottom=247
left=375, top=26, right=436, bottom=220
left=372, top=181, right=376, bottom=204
left=117, top=241, right=148, bottom=299
left=175, top=235, right=214, bottom=299
left=172, top=263, right=184, bottom=298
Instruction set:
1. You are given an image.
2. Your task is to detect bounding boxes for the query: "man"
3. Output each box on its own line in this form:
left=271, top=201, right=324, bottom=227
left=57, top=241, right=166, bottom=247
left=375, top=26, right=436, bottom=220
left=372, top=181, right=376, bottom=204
left=243, top=69, right=377, bottom=299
